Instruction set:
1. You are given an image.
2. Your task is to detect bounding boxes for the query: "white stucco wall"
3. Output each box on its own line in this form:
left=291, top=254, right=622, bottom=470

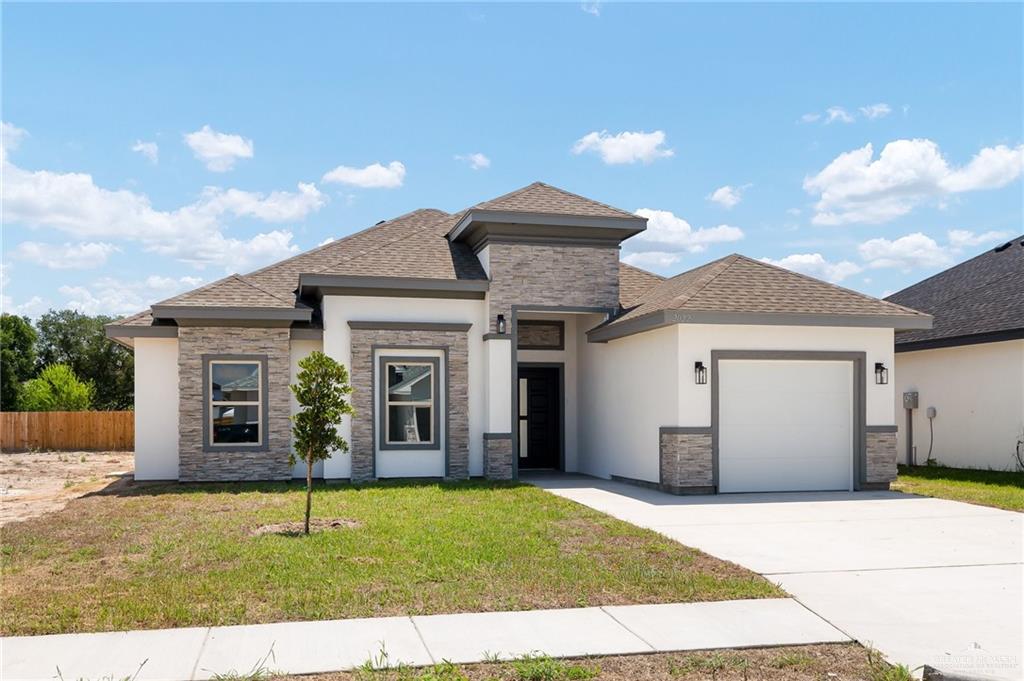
left=577, top=320, right=679, bottom=482
left=321, top=295, right=488, bottom=478
left=518, top=314, right=580, bottom=471
left=894, top=340, right=1024, bottom=470
left=576, top=322, right=897, bottom=485
left=290, top=338, right=324, bottom=478
left=134, top=338, right=179, bottom=480
left=677, top=324, right=896, bottom=428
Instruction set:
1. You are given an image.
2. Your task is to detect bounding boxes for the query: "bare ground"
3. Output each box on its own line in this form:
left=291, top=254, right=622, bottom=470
left=0, top=450, right=134, bottom=526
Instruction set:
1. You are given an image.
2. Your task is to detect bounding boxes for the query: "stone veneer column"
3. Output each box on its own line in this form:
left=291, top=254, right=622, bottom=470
left=483, top=435, right=513, bottom=480
left=485, top=243, right=620, bottom=332
left=349, top=327, right=469, bottom=482
left=659, top=428, right=714, bottom=494
left=865, top=427, right=898, bottom=489
left=177, top=326, right=292, bottom=482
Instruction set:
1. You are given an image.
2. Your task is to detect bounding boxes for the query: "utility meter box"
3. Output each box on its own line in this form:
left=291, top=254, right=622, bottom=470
left=903, top=392, right=919, bottom=409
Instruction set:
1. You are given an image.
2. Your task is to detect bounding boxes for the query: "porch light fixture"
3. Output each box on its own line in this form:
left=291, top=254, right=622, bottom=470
left=694, top=361, right=708, bottom=385
left=496, top=314, right=506, bottom=335
left=874, top=362, right=889, bottom=385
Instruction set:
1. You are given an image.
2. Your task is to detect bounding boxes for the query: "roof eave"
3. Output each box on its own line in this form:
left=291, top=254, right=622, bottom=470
left=299, top=274, right=489, bottom=300
left=150, top=305, right=313, bottom=323
left=588, top=310, right=934, bottom=343
left=448, top=209, right=646, bottom=243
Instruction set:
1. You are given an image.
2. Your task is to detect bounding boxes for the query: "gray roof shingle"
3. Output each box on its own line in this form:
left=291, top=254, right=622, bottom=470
left=886, top=235, right=1024, bottom=348
left=473, top=182, right=637, bottom=219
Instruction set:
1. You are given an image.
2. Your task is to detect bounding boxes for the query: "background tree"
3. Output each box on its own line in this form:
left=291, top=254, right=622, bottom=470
left=1, top=314, right=37, bottom=411
left=290, top=351, right=354, bottom=534
left=35, top=309, right=133, bottom=410
left=19, top=363, right=95, bottom=411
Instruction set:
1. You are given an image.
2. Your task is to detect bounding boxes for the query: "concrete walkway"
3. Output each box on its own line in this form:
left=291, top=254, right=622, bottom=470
left=1, top=598, right=847, bottom=681
left=531, top=475, right=1023, bottom=681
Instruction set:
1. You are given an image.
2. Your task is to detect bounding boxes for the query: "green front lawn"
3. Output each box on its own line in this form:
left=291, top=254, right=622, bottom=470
left=0, top=480, right=779, bottom=636
left=894, top=465, right=1024, bottom=511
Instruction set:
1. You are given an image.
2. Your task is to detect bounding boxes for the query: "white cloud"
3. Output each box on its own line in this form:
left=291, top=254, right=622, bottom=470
left=59, top=275, right=204, bottom=317
left=132, top=140, right=159, bottom=164
left=322, top=161, right=406, bottom=188
left=825, top=106, right=854, bottom=124
left=707, top=184, right=747, bottom=209
left=1, top=135, right=316, bottom=270
left=799, top=113, right=821, bottom=124
left=804, top=139, right=1024, bottom=225
left=572, top=130, right=674, bottom=165
left=13, top=241, right=118, bottom=269
left=183, top=125, right=254, bottom=172
left=455, top=153, right=491, bottom=170
left=858, top=233, right=953, bottom=271
left=633, top=208, right=744, bottom=253
left=621, top=251, right=681, bottom=269
left=317, top=236, right=335, bottom=247
left=947, top=228, right=1012, bottom=250
left=760, top=253, right=862, bottom=283
left=1, top=121, right=28, bottom=161
left=196, top=182, right=325, bottom=222
left=859, top=103, right=892, bottom=120
left=581, top=1, right=601, bottom=16
left=786, top=207, right=802, bottom=216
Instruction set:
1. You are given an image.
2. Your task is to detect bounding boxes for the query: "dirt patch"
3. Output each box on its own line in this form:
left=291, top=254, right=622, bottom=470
left=277, top=643, right=886, bottom=680
left=251, top=518, right=361, bottom=536
left=0, top=451, right=134, bottom=526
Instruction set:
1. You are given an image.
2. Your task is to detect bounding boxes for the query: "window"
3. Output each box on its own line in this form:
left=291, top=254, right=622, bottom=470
left=517, top=320, right=564, bottom=350
left=206, top=358, right=265, bottom=448
left=379, top=357, right=440, bottom=450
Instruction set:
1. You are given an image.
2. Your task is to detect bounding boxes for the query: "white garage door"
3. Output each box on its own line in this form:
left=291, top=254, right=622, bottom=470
left=718, top=359, right=854, bottom=493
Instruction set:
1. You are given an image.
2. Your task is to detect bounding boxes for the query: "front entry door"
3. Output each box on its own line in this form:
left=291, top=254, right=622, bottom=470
left=517, top=366, right=561, bottom=469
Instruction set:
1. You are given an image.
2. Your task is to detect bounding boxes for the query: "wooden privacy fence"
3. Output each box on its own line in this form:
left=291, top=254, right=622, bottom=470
left=0, top=411, right=134, bottom=451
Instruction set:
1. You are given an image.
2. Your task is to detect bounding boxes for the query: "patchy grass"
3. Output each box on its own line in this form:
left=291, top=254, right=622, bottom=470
left=0, top=479, right=779, bottom=635
left=894, top=464, right=1024, bottom=511
left=276, top=644, right=885, bottom=680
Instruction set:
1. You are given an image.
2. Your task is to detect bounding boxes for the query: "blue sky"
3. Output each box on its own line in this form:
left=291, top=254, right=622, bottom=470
left=2, top=2, right=1022, bottom=319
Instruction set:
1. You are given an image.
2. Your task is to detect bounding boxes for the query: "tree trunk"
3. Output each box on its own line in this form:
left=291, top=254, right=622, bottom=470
left=304, top=452, right=313, bottom=535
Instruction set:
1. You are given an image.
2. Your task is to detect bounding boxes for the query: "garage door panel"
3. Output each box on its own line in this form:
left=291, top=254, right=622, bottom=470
left=718, top=359, right=853, bottom=493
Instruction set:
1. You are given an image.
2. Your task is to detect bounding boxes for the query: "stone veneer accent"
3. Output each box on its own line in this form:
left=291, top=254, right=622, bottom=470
left=659, top=429, right=714, bottom=494
left=486, top=243, right=620, bottom=332
left=483, top=435, right=514, bottom=480
left=866, top=429, right=898, bottom=486
left=178, top=326, right=292, bottom=482
left=349, top=328, right=469, bottom=482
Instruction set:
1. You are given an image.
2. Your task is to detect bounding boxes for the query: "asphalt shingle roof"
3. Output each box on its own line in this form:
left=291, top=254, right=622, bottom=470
left=605, top=254, right=928, bottom=328
left=886, top=235, right=1024, bottom=347
left=473, top=182, right=637, bottom=219
left=618, top=262, right=665, bottom=307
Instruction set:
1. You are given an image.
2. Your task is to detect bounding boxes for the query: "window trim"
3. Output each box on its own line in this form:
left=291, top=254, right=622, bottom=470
left=202, top=354, right=270, bottom=452
left=517, top=319, right=565, bottom=351
left=377, top=355, right=442, bottom=451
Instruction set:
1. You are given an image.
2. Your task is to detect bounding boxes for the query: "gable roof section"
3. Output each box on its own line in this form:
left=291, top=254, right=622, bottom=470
left=886, top=235, right=1024, bottom=350
left=472, top=181, right=638, bottom=219
left=590, top=254, right=932, bottom=342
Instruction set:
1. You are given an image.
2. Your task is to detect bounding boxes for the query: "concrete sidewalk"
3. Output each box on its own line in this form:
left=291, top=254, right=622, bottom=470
left=1, top=598, right=847, bottom=681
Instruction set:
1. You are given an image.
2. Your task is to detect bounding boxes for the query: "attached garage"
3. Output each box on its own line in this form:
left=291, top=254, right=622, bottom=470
left=715, top=355, right=858, bottom=493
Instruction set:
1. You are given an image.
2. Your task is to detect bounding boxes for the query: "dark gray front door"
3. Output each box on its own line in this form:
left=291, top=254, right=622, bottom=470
left=518, top=366, right=560, bottom=469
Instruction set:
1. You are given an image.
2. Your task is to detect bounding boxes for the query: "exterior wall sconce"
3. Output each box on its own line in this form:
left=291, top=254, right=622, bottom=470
left=694, top=361, right=708, bottom=385
left=875, top=362, right=889, bottom=385
left=496, top=314, right=506, bottom=334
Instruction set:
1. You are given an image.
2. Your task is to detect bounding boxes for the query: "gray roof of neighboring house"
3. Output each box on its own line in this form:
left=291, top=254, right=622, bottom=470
left=885, top=235, right=1024, bottom=350
left=588, top=254, right=931, bottom=341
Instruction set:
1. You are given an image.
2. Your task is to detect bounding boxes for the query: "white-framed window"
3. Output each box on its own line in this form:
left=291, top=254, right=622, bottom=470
left=379, top=357, right=440, bottom=449
left=208, top=359, right=263, bottom=446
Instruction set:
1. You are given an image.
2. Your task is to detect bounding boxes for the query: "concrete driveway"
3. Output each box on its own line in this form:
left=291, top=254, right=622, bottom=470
left=531, top=476, right=1023, bottom=680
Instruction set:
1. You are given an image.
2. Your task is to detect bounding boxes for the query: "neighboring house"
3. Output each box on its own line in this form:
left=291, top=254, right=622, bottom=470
left=886, top=236, right=1024, bottom=471
left=107, top=182, right=931, bottom=492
